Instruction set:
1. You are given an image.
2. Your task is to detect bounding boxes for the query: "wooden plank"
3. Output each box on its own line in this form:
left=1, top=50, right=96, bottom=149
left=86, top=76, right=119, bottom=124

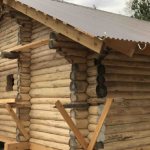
left=55, top=100, right=88, bottom=150
left=4, top=0, right=103, bottom=53
left=6, top=38, right=49, bottom=52
left=105, top=39, right=136, bottom=57
left=30, top=143, right=56, bottom=150
left=5, top=104, right=30, bottom=140
left=0, top=99, right=15, bottom=104
left=0, top=135, right=15, bottom=143
left=4, top=142, right=29, bottom=150
left=87, top=98, right=113, bottom=150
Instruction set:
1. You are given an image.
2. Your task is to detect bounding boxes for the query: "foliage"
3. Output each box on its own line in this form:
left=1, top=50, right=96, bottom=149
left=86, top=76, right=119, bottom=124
left=131, top=0, right=150, bottom=21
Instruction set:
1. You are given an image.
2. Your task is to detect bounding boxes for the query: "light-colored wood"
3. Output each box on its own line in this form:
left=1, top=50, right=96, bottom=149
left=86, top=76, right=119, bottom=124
left=0, top=99, right=15, bottom=104
left=5, top=38, right=49, bottom=52
left=55, top=100, right=88, bottom=150
left=5, top=0, right=103, bottom=53
left=4, top=142, right=29, bottom=150
left=5, top=104, right=30, bottom=140
left=87, top=98, right=113, bottom=150
left=0, top=135, right=15, bottom=143
left=30, top=143, right=56, bottom=150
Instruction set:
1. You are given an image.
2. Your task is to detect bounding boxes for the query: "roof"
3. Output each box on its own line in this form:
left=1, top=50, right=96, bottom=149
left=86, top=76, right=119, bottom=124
left=17, top=0, right=150, bottom=44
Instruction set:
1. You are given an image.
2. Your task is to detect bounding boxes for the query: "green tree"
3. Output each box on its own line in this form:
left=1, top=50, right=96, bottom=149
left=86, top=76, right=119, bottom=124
left=131, top=0, right=150, bottom=21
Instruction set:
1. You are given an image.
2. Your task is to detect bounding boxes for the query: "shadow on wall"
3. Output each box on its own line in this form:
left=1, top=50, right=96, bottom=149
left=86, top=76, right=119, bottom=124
left=0, top=142, right=4, bottom=150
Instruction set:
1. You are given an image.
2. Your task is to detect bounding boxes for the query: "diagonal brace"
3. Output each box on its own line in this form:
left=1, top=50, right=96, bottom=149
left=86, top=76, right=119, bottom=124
left=55, top=101, right=88, bottom=150
left=5, top=104, right=30, bottom=140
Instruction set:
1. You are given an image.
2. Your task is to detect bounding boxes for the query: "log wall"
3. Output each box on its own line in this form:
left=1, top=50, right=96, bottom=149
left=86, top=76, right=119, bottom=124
left=0, top=15, right=19, bottom=139
left=29, top=21, right=72, bottom=150
left=87, top=50, right=150, bottom=150
left=16, top=13, right=32, bottom=142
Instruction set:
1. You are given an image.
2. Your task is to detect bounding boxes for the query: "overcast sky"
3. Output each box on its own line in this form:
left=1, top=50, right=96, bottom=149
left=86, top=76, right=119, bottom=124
left=64, top=0, right=129, bottom=15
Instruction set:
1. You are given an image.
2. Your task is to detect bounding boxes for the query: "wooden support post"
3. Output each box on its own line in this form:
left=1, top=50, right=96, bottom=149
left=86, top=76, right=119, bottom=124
left=55, top=100, right=88, bottom=150
left=5, top=104, right=30, bottom=140
left=87, top=98, right=113, bottom=150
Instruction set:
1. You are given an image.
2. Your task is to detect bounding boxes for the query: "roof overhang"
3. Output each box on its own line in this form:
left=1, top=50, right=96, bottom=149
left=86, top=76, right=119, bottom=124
left=1, top=0, right=150, bottom=57
left=3, top=0, right=104, bottom=54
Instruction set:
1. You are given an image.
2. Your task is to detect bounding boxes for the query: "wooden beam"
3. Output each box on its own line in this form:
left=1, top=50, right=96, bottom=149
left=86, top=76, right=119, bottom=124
left=4, top=0, right=103, bottom=53
left=0, top=99, right=15, bottom=104
left=105, top=39, right=136, bottom=57
left=6, top=38, right=49, bottom=52
left=55, top=100, right=88, bottom=150
left=4, top=142, right=29, bottom=150
left=30, top=143, right=55, bottom=150
left=5, top=104, right=30, bottom=140
left=87, top=98, right=113, bottom=150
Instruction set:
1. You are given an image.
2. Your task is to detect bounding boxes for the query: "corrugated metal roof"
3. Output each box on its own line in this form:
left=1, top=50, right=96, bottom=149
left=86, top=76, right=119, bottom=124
left=17, top=0, right=150, bottom=43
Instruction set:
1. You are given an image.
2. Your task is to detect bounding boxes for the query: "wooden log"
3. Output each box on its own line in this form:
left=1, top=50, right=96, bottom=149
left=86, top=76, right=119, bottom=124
left=72, top=63, right=87, bottom=72
left=104, top=136, right=150, bottom=150
left=31, top=64, right=71, bottom=76
left=71, top=93, right=88, bottom=102
left=31, top=79, right=71, bottom=89
left=88, top=105, right=104, bottom=115
left=30, top=131, right=70, bottom=144
left=106, top=121, right=150, bottom=135
left=70, top=110, right=88, bottom=119
left=31, top=98, right=71, bottom=104
left=30, top=124, right=69, bottom=136
left=31, top=53, right=63, bottom=64
left=70, top=129, right=89, bottom=137
left=70, top=71, right=87, bottom=81
left=30, top=110, right=65, bottom=121
left=31, top=58, right=69, bottom=70
left=70, top=81, right=88, bottom=92
left=30, top=119, right=69, bottom=129
left=49, top=40, right=85, bottom=49
left=30, top=87, right=70, bottom=98
left=66, top=56, right=87, bottom=64
left=30, top=138, right=70, bottom=150
left=50, top=32, right=73, bottom=42
left=59, top=48, right=87, bottom=57
left=31, top=71, right=71, bottom=82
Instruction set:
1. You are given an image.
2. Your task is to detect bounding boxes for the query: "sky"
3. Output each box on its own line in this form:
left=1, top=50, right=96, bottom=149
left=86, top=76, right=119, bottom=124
left=64, top=0, right=130, bottom=15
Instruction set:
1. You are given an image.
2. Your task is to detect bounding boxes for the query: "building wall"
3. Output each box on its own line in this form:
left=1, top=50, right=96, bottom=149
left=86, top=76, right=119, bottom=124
left=0, top=16, right=19, bottom=139
left=87, top=50, right=150, bottom=150
left=0, top=12, right=32, bottom=141
left=29, top=21, right=71, bottom=150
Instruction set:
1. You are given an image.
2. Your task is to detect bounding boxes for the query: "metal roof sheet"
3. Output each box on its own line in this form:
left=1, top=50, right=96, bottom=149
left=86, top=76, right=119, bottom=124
left=17, top=0, right=150, bottom=43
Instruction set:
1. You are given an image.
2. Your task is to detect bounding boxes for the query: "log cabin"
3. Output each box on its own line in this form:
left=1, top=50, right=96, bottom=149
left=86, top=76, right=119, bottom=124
left=0, top=0, right=150, bottom=150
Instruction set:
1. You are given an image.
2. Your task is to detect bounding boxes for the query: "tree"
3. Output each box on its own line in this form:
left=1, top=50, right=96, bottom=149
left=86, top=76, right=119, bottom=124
left=131, top=0, right=150, bottom=21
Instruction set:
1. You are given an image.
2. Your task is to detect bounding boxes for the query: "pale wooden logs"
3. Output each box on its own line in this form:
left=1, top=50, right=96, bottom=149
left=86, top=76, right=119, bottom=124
left=0, top=57, right=17, bottom=140
left=16, top=16, right=32, bottom=141
left=30, top=22, right=71, bottom=149
left=87, top=51, right=150, bottom=150
left=30, top=138, right=70, bottom=150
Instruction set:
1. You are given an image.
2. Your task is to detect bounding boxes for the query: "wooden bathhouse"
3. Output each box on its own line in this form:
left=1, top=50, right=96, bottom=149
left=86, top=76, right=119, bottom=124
left=0, top=0, right=150, bottom=149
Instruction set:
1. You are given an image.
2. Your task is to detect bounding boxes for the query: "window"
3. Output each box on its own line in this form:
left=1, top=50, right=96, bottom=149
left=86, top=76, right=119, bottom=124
left=6, top=74, right=14, bottom=91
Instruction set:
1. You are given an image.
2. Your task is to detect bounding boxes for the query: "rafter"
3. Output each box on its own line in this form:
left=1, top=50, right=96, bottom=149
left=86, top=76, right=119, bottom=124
left=4, top=0, right=103, bottom=53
